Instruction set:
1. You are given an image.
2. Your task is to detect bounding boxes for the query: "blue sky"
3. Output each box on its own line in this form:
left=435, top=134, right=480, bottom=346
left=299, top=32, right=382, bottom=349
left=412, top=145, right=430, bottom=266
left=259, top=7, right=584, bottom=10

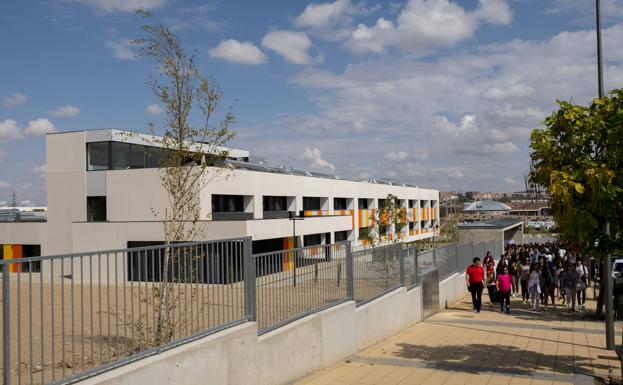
left=1, top=0, right=623, bottom=205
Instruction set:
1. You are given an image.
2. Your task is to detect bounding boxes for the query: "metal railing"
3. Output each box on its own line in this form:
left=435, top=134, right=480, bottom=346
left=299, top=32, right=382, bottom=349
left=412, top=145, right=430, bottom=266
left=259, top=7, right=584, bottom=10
left=1, top=237, right=503, bottom=384
left=253, top=243, right=349, bottom=333
left=0, top=238, right=251, bottom=385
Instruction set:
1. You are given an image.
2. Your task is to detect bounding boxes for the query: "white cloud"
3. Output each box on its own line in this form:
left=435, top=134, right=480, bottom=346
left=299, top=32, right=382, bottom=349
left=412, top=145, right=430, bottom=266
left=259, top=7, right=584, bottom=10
left=303, top=147, right=336, bottom=173
left=293, top=0, right=379, bottom=41
left=68, top=0, right=167, bottom=13
left=144, top=104, right=163, bottom=115
left=236, top=21, right=623, bottom=191
left=50, top=105, right=80, bottom=117
left=33, top=165, right=46, bottom=175
left=345, top=0, right=512, bottom=54
left=545, top=0, right=623, bottom=22
left=25, top=118, right=56, bottom=136
left=384, top=151, right=408, bottom=161
left=2, top=92, right=27, bottom=108
left=0, top=181, right=9, bottom=190
left=106, top=39, right=137, bottom=61
left=262, top=30, right=323, bottom=65
left=483, top=84, right=533, bottom=100
left=0, top=119, right=23, bottom=141
left=208, top=39, right=268, bottom=65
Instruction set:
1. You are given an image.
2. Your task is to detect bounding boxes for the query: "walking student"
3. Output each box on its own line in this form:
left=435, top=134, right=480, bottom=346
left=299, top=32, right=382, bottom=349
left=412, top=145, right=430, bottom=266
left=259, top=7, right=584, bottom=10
left=528, top=262, right=541, bottom=311
left=497, top=267, right=512, bottom=314
left=466, top=257, right=485, bottom=313
left=562, top=264, right=579, bottom=312
left=576, top=259, right=588, bottom=310
left=541, top=264, right=556, bottom=310
left=486, top=271, right=497, bottom=307
left=520, top=259, right=530, bottom=303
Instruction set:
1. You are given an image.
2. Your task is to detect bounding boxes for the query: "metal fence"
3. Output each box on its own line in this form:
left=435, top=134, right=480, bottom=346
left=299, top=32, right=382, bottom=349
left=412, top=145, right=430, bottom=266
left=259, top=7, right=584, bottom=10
left=253, top=243, right=349, bottom=333
left=0, top=238, right=251, bottom=385
left=1, top=237, right=503, bottom=384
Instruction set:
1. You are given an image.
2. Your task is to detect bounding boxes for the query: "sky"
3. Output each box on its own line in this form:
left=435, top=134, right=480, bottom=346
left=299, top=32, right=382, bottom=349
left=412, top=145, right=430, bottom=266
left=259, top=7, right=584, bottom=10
left=1, top=0, right=623, bottom=206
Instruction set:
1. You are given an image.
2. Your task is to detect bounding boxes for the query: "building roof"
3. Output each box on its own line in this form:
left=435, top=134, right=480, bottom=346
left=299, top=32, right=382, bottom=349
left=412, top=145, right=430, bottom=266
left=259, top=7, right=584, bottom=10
left=458, top=218, right=522, bottom=230
left=463, top=200, right=511, bottom=212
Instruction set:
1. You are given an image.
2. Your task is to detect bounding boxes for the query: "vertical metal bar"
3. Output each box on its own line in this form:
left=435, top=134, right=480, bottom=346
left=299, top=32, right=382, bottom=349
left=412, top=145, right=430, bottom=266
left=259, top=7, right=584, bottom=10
left=51, top=259, right=55, bottom=382
left=40, top=262, right=44, bottom=384
left=115, top=252, right=119, bottom=362
left=61, top=256, right=66, bottom=379
left=71, top=257, right=75, bottom=375
left=2, top=265, right=10, bottom=385
left=137, top=250, right=142, bottom=348
left=17, top=263, right=21, bottom=385
left=243, top=237, right=256, bottom=321
left=107, top=253, right=111, bottom=363
left=89, top=255, right=94, bottom=369
left=399, top=244, right=405, bottom=286
left=130, top=250, right=135, bottom=353
left=151, top=249, right=155, bottom=339
left=122, top=252, right=127, bottom=357
left=346, top=243, right=354, bottom=299
left=98, top=253, right=103, bottom=365
left=29, top=265, right=33, bottom=385
left=200, top=245, right=205, bottom=330
left=80, top=255, right=85, bottom=372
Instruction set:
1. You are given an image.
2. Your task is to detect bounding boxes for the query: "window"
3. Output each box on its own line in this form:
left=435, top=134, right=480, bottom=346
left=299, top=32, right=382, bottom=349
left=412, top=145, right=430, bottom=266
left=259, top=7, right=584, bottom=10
left=87, top=142, right=109, bottom=171
left=378, top=199, right=386, bottom=209
left=304, top=233, right=322, bottom=246
left=129, top=145, right=146, bottom=169
left=212, top=195, right=244, bottom=213
left=87, top=196, right=107, bottom=222
left=334, top=231, right=348, bottom=242
left=358, top=199, right=369, bottom=209
left=358, top=227, right=370, bottom=240
left=334, top=198, right=347, bottom=210
left=111, top=142, right=131, bottom=170
left=303, top=197, right=321, bottom=211
left=408, top=200, right=416, bottom=208
left=408, top=222, right=415, bottom=230
left=263, top=196, right=288, bottom=211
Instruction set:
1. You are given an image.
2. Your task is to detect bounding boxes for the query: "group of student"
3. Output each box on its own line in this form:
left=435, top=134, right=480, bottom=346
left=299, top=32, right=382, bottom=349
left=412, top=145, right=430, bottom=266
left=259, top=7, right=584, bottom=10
left=466, top=242, right=590, bottom=314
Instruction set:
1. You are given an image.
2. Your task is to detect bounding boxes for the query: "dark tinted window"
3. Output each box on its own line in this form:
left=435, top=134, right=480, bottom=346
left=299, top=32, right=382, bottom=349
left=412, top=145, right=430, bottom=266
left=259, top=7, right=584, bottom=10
left=358, top=199, right=369, bottom=209
left=87, top=142, right=109, bottom=171
left=87, top=196, right=106, bottom=222
left=263, top=196, right=287, bottom=211
left=129, top=144, right=146, bottom=169
left=111, top=142, right=131, bottom=170
left=212, top=195, right=244, bottom=213
left=303, top=197, right=321, bottom=211
left=334, top=231, right=348, bottom=242
left=334, top=198, right=347, bottom=210
left=304, top=233, right=322, bottom=246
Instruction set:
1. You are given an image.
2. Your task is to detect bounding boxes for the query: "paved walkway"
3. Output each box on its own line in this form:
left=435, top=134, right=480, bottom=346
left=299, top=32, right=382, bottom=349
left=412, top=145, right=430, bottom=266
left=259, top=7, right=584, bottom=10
left=296, top=291, right=621, bottom=385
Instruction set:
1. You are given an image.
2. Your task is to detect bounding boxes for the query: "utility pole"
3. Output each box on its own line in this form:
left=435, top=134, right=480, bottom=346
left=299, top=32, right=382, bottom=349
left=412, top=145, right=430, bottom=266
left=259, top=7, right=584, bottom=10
left=595, top=0, right=614, bottom=350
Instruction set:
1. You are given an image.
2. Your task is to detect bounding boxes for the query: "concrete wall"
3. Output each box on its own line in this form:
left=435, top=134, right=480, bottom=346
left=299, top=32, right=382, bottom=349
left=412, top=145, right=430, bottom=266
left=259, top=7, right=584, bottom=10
left=77, top=285, right=429, bottom=385
left=438, top=272, right=468, bottom=310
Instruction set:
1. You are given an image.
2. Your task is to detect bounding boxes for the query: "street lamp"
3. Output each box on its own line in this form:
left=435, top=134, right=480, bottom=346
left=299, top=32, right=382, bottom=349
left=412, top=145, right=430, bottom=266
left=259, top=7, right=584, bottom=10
left=594, top=0, right=615, bottom=351
left=288, top=211, right=304, bottom=287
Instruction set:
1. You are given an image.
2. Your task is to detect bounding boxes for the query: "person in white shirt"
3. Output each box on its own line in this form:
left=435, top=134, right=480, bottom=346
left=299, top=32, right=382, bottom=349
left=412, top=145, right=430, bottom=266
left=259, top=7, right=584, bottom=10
left=575, top=259, right=588, bottom=309
left=528, top=263, right=541, bottom=311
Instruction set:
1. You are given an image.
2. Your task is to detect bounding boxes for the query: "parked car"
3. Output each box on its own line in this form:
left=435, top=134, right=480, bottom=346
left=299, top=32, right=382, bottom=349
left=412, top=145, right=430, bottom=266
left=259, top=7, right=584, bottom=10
left=612, top=258, right=623, bottom=284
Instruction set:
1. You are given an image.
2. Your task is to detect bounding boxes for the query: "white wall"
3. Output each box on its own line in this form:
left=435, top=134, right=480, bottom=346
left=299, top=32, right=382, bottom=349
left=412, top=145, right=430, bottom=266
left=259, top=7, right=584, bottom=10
left=77, top=285, right=430, bottom=385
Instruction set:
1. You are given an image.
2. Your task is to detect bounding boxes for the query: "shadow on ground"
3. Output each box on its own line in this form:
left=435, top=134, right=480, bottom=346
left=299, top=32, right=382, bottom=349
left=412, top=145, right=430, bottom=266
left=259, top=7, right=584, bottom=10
left=391, top=342, right=608, bottom=377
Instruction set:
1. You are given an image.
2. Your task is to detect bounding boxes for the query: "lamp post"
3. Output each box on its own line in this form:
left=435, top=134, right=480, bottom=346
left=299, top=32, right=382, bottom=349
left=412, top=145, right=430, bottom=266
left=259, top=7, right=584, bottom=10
left=594, top=0, right=615, bottom=350
left=289, top=211, right=304, bottom=287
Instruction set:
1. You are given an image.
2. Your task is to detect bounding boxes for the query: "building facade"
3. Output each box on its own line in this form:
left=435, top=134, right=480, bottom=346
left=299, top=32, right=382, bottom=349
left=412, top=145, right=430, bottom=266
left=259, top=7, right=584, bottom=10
left=0, top=129, right=440, bottom=269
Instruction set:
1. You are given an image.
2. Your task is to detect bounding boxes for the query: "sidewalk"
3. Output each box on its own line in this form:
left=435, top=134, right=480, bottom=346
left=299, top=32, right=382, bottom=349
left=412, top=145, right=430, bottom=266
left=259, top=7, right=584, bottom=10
left=296, top=291, right=621, bottom=385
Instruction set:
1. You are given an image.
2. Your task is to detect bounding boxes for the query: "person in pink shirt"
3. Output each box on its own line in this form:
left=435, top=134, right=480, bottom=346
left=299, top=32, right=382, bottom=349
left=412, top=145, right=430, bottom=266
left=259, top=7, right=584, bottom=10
left=497, top=267, right=513, bottom=314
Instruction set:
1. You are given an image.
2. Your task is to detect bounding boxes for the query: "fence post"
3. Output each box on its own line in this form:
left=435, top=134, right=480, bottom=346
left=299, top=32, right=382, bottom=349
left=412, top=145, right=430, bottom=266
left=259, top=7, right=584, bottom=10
left=2, top=265, right=10, bottom=385
left=243, top=237, right=256, bottom=322
left=433, top=248, right=437, bottom=267
left=346, top=243, right=354, bottom=300
left=414, top=247, right=419, bottom=286
left=398, top=244, right=405, bottom=286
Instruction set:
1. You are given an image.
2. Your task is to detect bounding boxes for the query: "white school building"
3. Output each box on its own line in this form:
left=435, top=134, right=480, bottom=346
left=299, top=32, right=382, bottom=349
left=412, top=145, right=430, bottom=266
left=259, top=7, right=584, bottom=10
left=0, top=129, right=440, bottom=264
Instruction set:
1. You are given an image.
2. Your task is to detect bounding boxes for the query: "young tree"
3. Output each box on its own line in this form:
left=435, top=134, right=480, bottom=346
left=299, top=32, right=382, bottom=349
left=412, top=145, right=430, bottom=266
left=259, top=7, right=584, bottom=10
left=133, top=10, right=235, bottom=344
left=529, top=89, right=623, bottom=314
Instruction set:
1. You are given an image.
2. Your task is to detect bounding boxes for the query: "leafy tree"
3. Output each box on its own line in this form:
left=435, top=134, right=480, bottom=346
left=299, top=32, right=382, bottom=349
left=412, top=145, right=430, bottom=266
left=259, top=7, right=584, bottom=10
left=529, top=89, right=623, bottom=314
left=132, top=10, right=235, bottom=344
